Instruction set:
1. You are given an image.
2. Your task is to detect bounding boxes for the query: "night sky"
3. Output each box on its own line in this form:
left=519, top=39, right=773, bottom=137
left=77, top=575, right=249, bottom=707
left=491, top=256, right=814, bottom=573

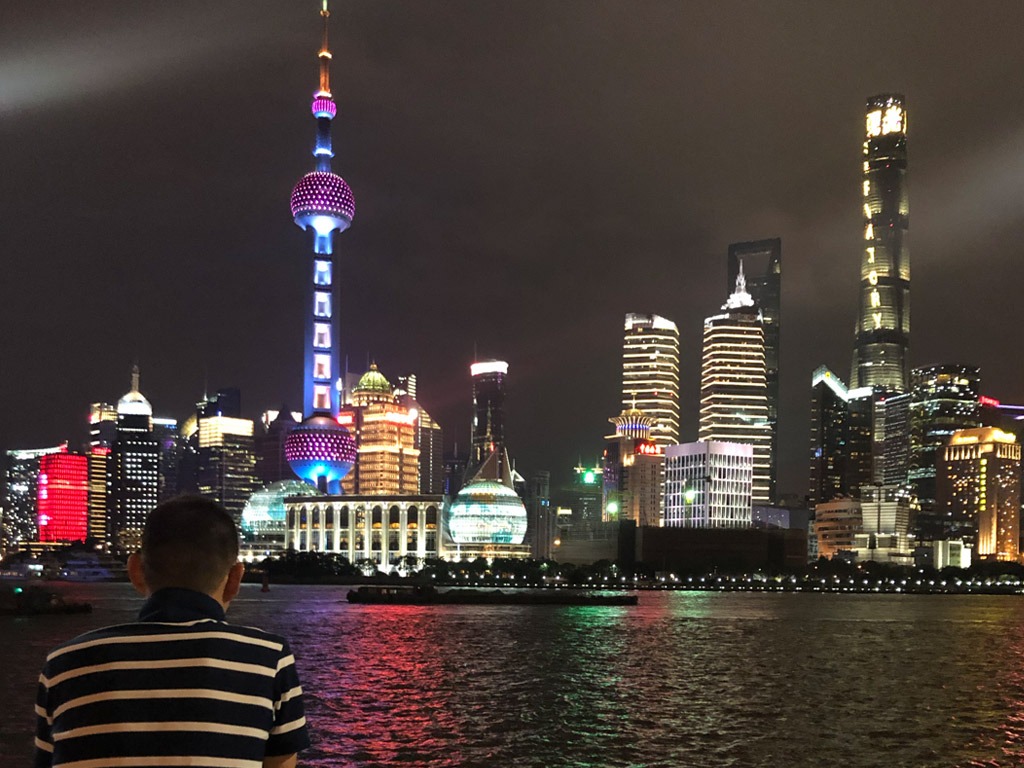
left=3, top=1, right=1024, bottom=495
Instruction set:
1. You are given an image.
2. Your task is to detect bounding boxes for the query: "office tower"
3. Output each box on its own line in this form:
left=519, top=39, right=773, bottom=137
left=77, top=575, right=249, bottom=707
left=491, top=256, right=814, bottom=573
left=336, top=364, right=420, bottom=495
left=851, top=94, right=910, bottom=392
left=809, top=367, right=849, bottom=505
left=2, top=444, right=64, bottom=550
left=663, top=441, right=753, bottom=528
left=854, top=484, right=913, bottom=564
left=109, top=367, right=160, bottom=552
left=285, top=0, right=358, bottom=493
left=881, top=392, right=912, bottom=486
left=699, top=268, right=770, bottom=505
left=728, top=238, right=781, bottom=501
left=527, top=470, right=553, bottom=559
left=939, top=428, right=1021, bottom=560
left=87, top=403, right=118, bottom=543
left=602, top=408, right=664, bottom=527
left=255, top=409, right=300, bottom=485
left=808, top=366, right=875, bottom=505
left=197, top=413, right=258, bottom=525
left=554, top=464, right=604, bottom=530
left=443, top=450, right=468, bottom=499
left=909, top=364, right=981, bottom=538
left=36, top=448, right=88, bottom=544
left=470, top=360, right=508, bottom=473
left=621, top=314, right=679, bottom=448
left=415, top=409, right=444, bottom=495
left=152, top=417, right=180, bottom=503
left=846, top=389, right=876, bottom=494
left=395, top=374, right=445, bottom=495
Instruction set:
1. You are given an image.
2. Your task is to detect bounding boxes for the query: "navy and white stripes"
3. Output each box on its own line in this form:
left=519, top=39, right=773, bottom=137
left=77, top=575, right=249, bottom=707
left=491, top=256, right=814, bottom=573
left=35, top=589, right=309, bottom=767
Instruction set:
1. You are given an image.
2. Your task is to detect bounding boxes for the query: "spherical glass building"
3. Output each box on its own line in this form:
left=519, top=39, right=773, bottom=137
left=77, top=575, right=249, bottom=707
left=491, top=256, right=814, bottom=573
left=447, top=479, right=528, bottom=546
left=241, top=480, right=321, bottom=533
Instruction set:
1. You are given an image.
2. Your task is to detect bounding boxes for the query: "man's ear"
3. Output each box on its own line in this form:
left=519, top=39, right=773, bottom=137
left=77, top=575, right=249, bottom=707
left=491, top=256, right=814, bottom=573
left=222, top=562, right=245, bottom=606
left=127, top=553, right=149, bottom=597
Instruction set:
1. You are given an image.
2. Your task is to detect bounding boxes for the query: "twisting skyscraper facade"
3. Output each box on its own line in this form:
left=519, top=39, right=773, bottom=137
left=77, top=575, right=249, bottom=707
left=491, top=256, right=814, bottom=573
left=285, top=1, right=358, bottom=494
left=851, top=94, right=910, bottom=392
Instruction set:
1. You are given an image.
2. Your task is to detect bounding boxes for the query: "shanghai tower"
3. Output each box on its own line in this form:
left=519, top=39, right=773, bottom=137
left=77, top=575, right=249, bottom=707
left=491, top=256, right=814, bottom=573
left=851, top=94, right=910, bottom=392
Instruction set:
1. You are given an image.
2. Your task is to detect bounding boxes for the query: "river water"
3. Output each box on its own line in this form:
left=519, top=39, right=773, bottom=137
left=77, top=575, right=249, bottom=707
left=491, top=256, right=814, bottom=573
left=4, top=583, right=1024, bottom=767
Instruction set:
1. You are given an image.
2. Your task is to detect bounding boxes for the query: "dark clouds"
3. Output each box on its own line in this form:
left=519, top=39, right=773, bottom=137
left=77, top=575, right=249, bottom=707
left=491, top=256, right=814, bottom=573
left=2, top=1, right=1024, bottom=494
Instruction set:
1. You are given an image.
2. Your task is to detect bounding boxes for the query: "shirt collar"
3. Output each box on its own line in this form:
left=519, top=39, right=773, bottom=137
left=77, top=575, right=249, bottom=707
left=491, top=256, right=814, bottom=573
left=138, top=587, right=226, bottom=623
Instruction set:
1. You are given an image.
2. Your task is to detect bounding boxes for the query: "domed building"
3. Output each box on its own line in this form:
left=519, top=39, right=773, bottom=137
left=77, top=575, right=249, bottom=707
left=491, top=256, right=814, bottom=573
left=240, top=480, right=320, bottom=559
left=445, top=450, right=531, bottom=561
left=117, top=364, right=153, bottom=422
left=107, top=365, right=160, bottom=553
left=336, top=363, right=420, bottom=496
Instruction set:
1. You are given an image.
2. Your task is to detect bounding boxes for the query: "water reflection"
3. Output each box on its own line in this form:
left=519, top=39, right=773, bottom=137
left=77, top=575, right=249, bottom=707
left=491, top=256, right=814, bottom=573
left=8, top=585, right=1024, bottom=766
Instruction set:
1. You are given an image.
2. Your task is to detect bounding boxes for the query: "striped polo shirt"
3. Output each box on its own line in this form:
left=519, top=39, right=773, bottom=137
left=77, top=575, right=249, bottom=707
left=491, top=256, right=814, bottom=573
left=34, top=588, right=309, bottom=767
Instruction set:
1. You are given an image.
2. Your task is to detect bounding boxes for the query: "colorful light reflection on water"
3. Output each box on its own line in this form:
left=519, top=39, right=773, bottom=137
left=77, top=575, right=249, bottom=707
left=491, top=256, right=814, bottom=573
left=8, top=585, right=1024, bottom=766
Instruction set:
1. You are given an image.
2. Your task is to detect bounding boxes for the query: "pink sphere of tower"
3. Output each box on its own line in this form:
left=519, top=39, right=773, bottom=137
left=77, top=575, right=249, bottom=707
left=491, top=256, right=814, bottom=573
left=290, top=171, right=355, bottom=233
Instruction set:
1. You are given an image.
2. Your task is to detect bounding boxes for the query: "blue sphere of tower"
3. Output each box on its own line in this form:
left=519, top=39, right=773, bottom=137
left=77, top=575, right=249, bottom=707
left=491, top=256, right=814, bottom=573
left=290, top=171, right=355, bottom=235
left=284, top=415, right=357, bottom=493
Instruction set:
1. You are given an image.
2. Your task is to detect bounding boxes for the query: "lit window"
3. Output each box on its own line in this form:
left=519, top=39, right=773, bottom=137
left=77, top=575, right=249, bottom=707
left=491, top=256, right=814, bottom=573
left=314, top=292, right=331, bottom=318
left=314, top=385, right=331, bottom=411
left=314, top=260, right=332, bottom=286
left=866, top=109, right=882, bottom=137
left=882, top=105, right=904, bottom=135
left=314, top=323, right=331, bottom=349
left=314, top=354, right=331, bottom=380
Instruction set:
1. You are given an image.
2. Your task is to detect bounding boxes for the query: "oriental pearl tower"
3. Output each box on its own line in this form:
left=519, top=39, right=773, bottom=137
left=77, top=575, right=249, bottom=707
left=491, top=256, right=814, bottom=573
left=284, top=0, right=357, bottom=494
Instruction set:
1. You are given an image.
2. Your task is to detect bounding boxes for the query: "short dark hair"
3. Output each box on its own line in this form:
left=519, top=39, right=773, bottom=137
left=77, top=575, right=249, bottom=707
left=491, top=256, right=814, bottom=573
left=141, top=496, right=240, bottom=594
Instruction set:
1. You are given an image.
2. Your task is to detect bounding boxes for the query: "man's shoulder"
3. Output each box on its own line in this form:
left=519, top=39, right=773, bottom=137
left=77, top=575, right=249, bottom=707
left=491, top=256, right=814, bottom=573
left=44, top=618, right=291, bottom=667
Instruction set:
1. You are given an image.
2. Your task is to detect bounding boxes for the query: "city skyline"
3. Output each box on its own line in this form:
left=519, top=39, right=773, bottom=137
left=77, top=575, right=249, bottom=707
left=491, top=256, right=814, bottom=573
left=3, top=2, right=1024, bottom=495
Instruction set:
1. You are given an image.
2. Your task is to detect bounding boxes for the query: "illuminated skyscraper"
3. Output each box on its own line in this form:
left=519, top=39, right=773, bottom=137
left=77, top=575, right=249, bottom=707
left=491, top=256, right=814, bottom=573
left=808, top=366, right=875, bottom=504
left=909, top=364, right=981, bottom=538
left=663, top=441, right=753, bottom=528
left=197, top=415, right=258, bottom=525
left=699, top=267, right=770, bottom=505
left=851, top=94, right=910, bottom=392
left=37, top=448, right=88, bottom=544
left=602, top=408, right=664, bottom=527
left=470, top=360, right=508, bottom=473
left=3, top=444, right=64, bottom=551
left=285, top=1, right=358, bottom=494
left=337, top=364, right=420, bottom=496
left=728, top=238, right=781, bottom=501
left=622, top=314, right=679, bottom=448
left=394, top=374, right=444, bottom=495
left=939, top=428, right=1021, bottom=560
left=109, top=366, right=159, bottom=552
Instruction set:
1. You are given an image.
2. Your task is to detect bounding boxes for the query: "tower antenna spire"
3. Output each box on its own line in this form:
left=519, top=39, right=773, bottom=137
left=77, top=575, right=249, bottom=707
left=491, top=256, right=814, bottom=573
left=318, top=0, right=332, bottom=98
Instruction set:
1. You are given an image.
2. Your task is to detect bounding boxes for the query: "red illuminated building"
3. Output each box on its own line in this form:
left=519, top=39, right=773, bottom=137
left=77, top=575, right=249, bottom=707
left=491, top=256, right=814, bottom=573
left=37, top=449, right=89, bottom=544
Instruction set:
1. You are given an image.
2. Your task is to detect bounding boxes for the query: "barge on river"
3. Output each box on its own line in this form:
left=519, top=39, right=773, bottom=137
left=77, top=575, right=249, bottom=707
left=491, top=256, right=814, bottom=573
left=347, top=585, right=638, bottom=606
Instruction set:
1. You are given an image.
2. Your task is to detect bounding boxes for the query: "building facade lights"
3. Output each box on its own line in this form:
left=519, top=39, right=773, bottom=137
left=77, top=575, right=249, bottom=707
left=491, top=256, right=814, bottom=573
left=621, top=313, right=680, bottom=448
left=851, top=94, right=910, bottom=392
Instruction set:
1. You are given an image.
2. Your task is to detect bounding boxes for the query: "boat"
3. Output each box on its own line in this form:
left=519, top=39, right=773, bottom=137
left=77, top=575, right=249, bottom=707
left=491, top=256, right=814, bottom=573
left=347, top=585, right=638, bottom=606
left=0, top=585, right=92, bottom=616
left=58, top=556, right=128, bottom=582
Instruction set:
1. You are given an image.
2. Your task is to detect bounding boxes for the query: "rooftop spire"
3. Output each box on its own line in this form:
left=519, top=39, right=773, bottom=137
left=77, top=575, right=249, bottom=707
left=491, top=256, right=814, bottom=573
left=317, top=0, right=332, bottom=98
left=130, top=363, right=140, bottom=393
left=723, top=256, right=755, bottom=310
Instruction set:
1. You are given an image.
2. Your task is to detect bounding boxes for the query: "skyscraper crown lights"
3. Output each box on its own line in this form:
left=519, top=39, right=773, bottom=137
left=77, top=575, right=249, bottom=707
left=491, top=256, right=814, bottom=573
left=722, top=259, right=755, bottom=311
